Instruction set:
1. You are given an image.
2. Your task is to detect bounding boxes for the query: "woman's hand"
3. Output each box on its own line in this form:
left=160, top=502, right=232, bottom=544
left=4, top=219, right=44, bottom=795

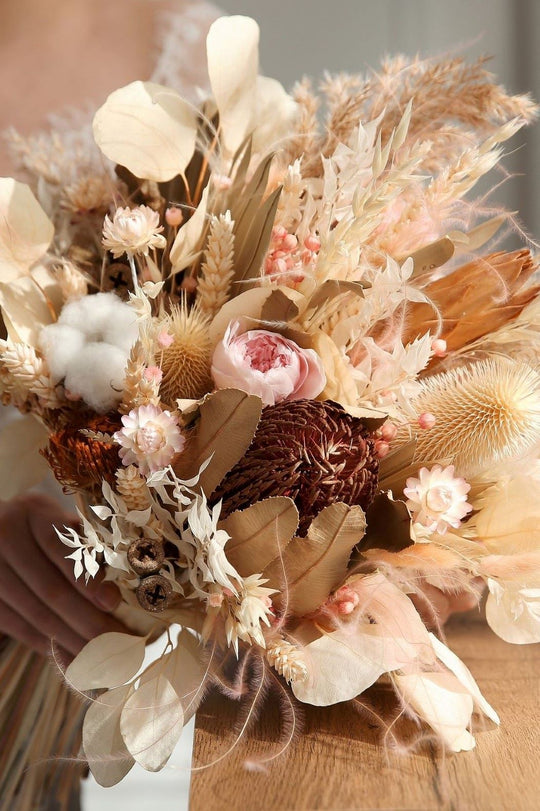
left=0, top=492, right=126, bottom=662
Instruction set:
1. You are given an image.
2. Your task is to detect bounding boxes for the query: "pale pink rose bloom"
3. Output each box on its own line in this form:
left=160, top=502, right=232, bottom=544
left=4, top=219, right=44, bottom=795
left=211, top=321, right=326, bottom=407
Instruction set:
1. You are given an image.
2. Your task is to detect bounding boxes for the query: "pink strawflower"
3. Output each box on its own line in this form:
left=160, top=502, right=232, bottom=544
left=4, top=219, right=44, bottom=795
left=404, top=464, right=472, bottom=534
left=144, top=366, right=163, bottom=384
left=212, top=321, right=326, bottom=407
left=114, top=404, right=185, bottom=476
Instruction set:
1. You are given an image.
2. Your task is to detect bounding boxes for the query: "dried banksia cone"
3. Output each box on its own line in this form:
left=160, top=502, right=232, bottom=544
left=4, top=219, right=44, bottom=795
left=213, top=400, right=379, bottom=536
left=158, top=304, right=213, bottom=405
left=411, top=356, right=540, bottom=477
left=43, top=413, right=121, bottom=495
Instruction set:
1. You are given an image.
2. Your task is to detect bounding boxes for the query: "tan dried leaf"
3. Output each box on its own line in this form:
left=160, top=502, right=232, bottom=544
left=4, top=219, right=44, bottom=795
left=265, top=502, right=366, bottom=616
left=220, top=497, right=299, bottom=577
left=82, top=684, right=135, bottom=787
left=65, top=632, right=147, bottom=691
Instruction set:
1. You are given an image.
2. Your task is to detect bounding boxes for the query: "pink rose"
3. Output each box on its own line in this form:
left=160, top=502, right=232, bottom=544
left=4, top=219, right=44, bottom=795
left=211, top=321, right=326, bottom=406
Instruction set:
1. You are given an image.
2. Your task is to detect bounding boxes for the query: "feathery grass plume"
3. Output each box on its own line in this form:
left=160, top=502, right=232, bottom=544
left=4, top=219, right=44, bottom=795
left=403, top=250, right=540, bottom=354
left=120, top=340, right=161, bottom=414
left=283, top=77, right=321, bottom=173
left=0, top=340, right=59, bottom=410
left=157, top=303, right=212, bottom=404
left=196, top=212, right=235, bottom=319
left=115, top=465, right=151, bottom=511
left=410, top=357, right=540, bottom=477
left=266, top=637, right=308, bottom=684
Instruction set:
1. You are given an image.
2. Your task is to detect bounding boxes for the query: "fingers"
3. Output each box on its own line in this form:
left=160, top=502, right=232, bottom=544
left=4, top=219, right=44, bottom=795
left=0, top=563, right=87, bottom=657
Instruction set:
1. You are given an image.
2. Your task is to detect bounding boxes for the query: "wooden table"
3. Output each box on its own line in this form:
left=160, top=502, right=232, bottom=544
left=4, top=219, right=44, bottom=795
left=190, top=616, right=540, bottom=810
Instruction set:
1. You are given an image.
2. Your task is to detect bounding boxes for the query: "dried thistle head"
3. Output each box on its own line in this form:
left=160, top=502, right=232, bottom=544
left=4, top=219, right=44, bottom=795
left=411, top=357, right=540, bottom=477
left=214, top=399, right=379, bottom=536
left=156, top=304, right=213, bottom=405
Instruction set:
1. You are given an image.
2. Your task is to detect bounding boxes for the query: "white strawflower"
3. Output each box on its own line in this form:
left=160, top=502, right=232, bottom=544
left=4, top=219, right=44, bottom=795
left=102, top=205, right=166, bottom=258
left=404, top=464, right=472, bottom=535
left=39, top=292, right=139, bottom=412
left=114, top=404, right=185, bottom=476
left=225, top=574, right=276, bottom=655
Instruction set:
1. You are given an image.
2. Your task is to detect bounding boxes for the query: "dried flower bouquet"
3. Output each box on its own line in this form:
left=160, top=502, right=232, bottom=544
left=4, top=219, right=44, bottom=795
left=1, top=14, right=539, bottom=802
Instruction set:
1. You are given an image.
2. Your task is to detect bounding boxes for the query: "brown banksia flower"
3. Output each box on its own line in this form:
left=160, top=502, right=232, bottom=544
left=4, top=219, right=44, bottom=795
left=157, top=304, right=213, bottom=405
left=43, top=413, right=121, bottom=496
left=214, top=400, right=379, bottom=536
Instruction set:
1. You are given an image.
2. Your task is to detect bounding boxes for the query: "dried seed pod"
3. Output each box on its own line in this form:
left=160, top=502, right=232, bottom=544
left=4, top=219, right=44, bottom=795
left=127, top=538, right=165, bottom=576
left=136, top=574, right=172, bottom=612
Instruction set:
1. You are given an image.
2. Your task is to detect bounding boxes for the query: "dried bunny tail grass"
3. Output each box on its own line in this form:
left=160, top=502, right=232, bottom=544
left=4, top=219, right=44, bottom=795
left=115, top=465, right=151, bottom=511
left=158, top=303, right=212, bottom=404
left=266, top=637, right=308, bottom=685
left=411, top=356, right=540, bottom=477
left=0, top=340, right=59, bottom=409
left=283, top=77, right=321, bottom=171
left=196, top=212, right=235, bottom=318
left=120, top=340, right=160, bottom=414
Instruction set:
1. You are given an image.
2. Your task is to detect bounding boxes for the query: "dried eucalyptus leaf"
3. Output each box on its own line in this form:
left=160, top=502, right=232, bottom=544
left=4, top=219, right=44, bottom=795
left=207, top=16, right=259, bottom=156
left=409, top=236, right=455, bottom=279
left=260, top=288, right=300, bottom=324
left=220, top=497, right=299, bottom=576
left=266, top=502, right=366, bottom=616
left=178, top=389, right=262, bottom=496
left=93, top=81, right=197, bottom=182
left=449, top=214, right=507, bottom=254
left=66, top=632, right=147, bottom=691
left=120, top=675, right=184, bottom=772
left=305, top=280, right=366, bottom=314
left=377, top=440, right=417, bottom=491
left=361, top=493, right=413, bottom=553
left=0, top=179, right=54, bottom=284
left=82, top=685, right=134, bottom=787
left=208, top=287, right=274, bottom=346
left=0, top=416, right=49, bottom=501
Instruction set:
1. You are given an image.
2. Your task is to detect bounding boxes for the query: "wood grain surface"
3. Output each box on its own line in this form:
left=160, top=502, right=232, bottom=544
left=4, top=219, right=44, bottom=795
left=190, top=616, right=540, bottom=811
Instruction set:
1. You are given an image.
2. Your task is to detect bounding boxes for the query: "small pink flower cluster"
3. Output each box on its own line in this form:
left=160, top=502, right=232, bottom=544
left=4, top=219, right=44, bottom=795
left=264, top=226, right=321, bottom=285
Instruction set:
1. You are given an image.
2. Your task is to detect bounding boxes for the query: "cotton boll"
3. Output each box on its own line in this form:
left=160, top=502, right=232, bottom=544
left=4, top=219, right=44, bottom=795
left=59, top=292, right=120, bottom=342
left=39, top=324, right=85, bottom=383
left=64, top=343, right=128, bottom=413
left=102, top=300, right=139, bottom=353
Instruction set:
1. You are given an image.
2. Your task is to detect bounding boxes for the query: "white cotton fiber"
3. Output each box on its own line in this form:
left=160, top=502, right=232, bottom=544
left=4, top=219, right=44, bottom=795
left=39, top=325, right=85, bottom=383
left=39, top=291, right=139, bottom=413
left=64, top=343, right=128, bottom=413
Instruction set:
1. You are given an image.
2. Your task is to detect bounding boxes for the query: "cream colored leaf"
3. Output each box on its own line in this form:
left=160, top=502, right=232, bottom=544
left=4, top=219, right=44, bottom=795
left=408, top=236, right=455, bottom=279
left=169, top=185, right=210, bottom=274
left=146, top=631, right=206, bottom=724
left=207, top=16, right=259, bottom=156
left=394, top=672, right=476, bottom=752
left=485, top=578, right=540, bottom=644
left=92, top=81, right=197, bottom=182
left=220, top=497, right=299, bottom=577
left=266, top=503, right=366, bottom=616
left=208, top=287, right=275, bottom=347
left=178, top=389, right=262, bottom=496
left=449, top=214, right=506, bottom=254
left=252, top=75, right=298, bottom=155
left=0, top=273, right=56, bottom=345
left=474, top=476, right=540, bottom=554
left=66, top=632, right=147, bottom=691
left=120, top=675, right=184, bottom=772
left=0, top=179, right=54, bottom=283
left=0, top=416, right=49, bottom=500
left=293, top=627, right=406, bottom=706
left=429, top=633, right=499, bottom=724
left=313, top=332, right=359, bottom=407
left=82, top=685, right=135, bottom=787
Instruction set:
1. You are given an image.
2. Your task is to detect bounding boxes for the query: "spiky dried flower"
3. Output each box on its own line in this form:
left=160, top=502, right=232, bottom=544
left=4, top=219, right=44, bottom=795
left=214, top=400, right=379, bottom=535
left=157, top=304, right=213, bottom=404
left=43, top=413, right=122, bottom=494
left=412, top=357, right=540, bottom=477
left=266, top=637, right=308, bottom=684
left=62, top=174, right=112, bottom=216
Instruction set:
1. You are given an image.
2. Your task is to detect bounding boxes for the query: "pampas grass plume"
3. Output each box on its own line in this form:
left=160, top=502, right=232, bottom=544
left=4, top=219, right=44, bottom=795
left=412, top=356, right=540, bottom=477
